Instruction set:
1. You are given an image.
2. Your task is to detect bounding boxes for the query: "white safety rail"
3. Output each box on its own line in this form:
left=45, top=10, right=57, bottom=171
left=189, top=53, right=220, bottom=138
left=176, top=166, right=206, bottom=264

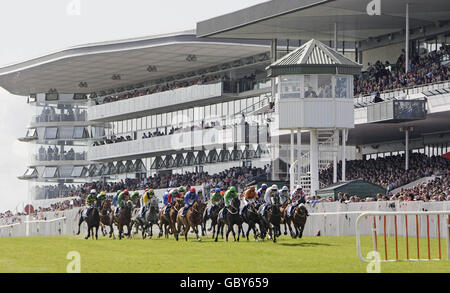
left=356, top=211, right=450, bottom=263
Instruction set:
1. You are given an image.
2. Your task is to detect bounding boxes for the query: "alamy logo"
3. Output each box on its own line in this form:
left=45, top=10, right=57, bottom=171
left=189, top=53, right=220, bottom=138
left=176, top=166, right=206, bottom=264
left=366, top=251, right=381, bottom=273
left=66, top=251, right=81, bottom=273
left=366, top=0, right=381, bottom=16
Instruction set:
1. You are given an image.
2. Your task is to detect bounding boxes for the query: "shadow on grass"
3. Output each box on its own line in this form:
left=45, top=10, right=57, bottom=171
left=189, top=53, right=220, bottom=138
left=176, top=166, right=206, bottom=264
left=279, top=242, right=333, bottom=247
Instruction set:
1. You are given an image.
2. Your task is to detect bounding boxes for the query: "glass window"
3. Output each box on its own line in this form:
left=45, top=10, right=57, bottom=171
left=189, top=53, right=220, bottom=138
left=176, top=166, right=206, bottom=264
left=205, top=105, right=211, bottom=119
left=317, top=75, right=333, bottom=98
left=241, top=99, right=247, bottom=112
left=73, top=127, right=85, bottom=139
left=280, top=75, right=301, bottom=99
left=210, top=104, right=216, bottom=118
left=235, top=100, right=241, bottom=113
left=44, top=127, right=58, bottom=139
left=228, top=101, right=234, bottom=115
left=45, top=93, right=58, bottom=101
left=27, top=129, right=37, bottom=138
left=43, top=167, right=58, bottom=178
left=151, top=115, right=156, bottom=128
left=71, top=166, right=84, bottom=177
left=223, top=102, right=228, bottom=116
left=217, top=103, right=222, bottom=117
left=24, top=168, right=36, bottom=177
left=161, top=114, right=166, bottom=127
left=335, top=76, right=349, bottom=98
left=304, top=75, right=319, bottom=98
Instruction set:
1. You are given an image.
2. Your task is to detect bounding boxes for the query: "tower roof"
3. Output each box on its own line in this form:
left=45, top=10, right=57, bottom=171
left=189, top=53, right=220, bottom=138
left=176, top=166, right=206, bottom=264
left=267, top=39, right=362, bottom=77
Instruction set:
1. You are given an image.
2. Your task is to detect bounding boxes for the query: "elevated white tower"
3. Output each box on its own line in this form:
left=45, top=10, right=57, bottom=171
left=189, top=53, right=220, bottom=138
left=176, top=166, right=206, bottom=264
left=267, top=39, right=362, bottom=196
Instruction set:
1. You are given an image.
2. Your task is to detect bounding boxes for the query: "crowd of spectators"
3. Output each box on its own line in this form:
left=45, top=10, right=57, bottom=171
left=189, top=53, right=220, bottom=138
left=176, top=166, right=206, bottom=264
left=320, top=153, right=450, bottom=192
left=37, top=146, right=83, bottom=161
left=36, top=105, right=86, bottom=123
left=391, top=171, right=450, bottom=202
left=354, top=45, right=450, bottom=99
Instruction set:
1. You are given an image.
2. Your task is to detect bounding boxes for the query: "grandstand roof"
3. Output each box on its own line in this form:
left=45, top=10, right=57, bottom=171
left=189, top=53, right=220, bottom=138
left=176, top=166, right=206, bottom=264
left=197, top=0, right=450, bottom=41
left=0, top=30, right=270, bottom=96
left=267, top=39, right=362, bottom=76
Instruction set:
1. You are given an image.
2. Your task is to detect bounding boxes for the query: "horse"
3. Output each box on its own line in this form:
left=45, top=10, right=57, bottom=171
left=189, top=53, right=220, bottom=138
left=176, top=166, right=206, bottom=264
left=177, top=200, right=207, bottom=242
left=113, top=200, right=133, bottom=240
left=158, top=198, right=184, bottom=240
left=258, top=194, right=282, bottom=243
left=202, top=201, right=223, bottom=238
left=242, top=201, right=261, bottom=241
left=99, top=199, right=115, bottom=239
left=76, top=205, right=100, bottom=240
left=215, top=197, right=243, bottom=242
left=280, top=200, right=290, bottom=236
left=134, top=197, right=160, bottom=239
left=284, top=203, right=309, bottom=239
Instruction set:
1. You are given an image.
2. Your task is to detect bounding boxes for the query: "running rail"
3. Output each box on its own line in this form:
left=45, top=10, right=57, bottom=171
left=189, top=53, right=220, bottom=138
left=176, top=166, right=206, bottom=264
left=356, top=211, right=450, bottom=262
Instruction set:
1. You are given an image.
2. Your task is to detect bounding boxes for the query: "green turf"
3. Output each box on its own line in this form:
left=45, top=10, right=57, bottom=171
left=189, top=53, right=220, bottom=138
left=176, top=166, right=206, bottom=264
left=0, top=234, right=448, bottom=273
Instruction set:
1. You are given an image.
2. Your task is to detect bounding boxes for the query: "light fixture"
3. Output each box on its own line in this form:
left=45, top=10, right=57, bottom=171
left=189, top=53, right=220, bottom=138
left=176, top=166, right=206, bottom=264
left=147, top=65, right=157, bottom=72
left=78, top=81, right=88, bottom=88
left=112, top=74, right=121, bottom=80
left=186, top=54, right=197, bottom=62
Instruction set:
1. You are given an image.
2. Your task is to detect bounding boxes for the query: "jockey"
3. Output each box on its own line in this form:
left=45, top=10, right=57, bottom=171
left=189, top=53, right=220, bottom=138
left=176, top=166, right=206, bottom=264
left=130, top=191, right=140, bottom=203
left=207, top=188, right=223, bottom=216
left=115, top=189, right=129, bottom=216
left=178, top=186, right=186, bottom=198
left=241, top=186, right=258, bottom=217
left=279, top=186, right=290, bottom=206
left=181, top=187, right=198, bottom=217
left=139, top=189, right=155, bottom=217
left=257, top=184, right=268, bottom=204
left=96, top=191, right=107, bottom=208
left=260, top=185, right=279, bottom=216
left=164, top=189, right=178, bottom=216
left=83, top=189, right=97, bottom=218
left=287, top=185, right=305, bottom=217
left=112, top=190, right=122, bottom=207
left=222, top=186, right=239, bottom=218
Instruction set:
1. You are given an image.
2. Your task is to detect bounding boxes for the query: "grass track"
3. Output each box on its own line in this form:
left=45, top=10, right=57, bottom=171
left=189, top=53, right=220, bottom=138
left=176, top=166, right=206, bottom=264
left=0, top=235, right=448, bottom=273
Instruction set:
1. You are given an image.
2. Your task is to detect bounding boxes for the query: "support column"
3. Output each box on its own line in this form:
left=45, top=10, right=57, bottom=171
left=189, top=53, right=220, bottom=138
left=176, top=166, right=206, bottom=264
left=342, top=129, right=347, bottom=182
left=333, top=130, right=338, bottom=184
left=290, top=130, right=295, bottom=191
left=334, top=23, right=338, bottom=51
left=405, top=128, right=409, bottom=170
left=297, top=129, right=302, bottom=187
left=406, top=3, right=410, bottom=74
left=310, top=130, right=319, bottom=196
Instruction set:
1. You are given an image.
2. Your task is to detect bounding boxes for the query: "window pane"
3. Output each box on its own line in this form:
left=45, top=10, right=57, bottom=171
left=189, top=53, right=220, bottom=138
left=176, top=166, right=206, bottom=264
left=71, top=166, right=84, bottom=177
left=280, top=75, right=301, bottom=99
left=44, top=127, right=58, bottom=139
left=304, top=75, right=319, bottom=98
left=317, top=75, right=333, bottom=98
left=43, top=167, right=58, bottom=178
left=335, top=76, right=349, bottom=98
left=73, top=127, right=85, bottom=139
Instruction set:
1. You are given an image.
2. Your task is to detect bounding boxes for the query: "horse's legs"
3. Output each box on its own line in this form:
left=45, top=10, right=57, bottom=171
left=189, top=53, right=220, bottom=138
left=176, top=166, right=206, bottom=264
left=214, top=223, right=221, bottom=242
left=193, top=225, right=201, bottom=242
left=85, top=226, right=90, bottom=240
left=184, top=224, right=190, bottom=241
left=95, top=225, right=99, bottom=240
left=77, top=217, right=83, bottom=235
left=237, top=224, right=242, bottom=242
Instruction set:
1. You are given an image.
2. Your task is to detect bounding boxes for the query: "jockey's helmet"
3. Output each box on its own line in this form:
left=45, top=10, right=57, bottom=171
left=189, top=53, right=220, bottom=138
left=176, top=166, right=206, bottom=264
left=282, top=186, right=289, bottom=192
left=178, top=186, right=185, bottom=192
left=149, top=189, right=155, bottom=195
left=100, top=191, right=106, bottom=196
left=215, top=188, right=221, bottom=193
left=90, top=189, right=96, bottom=194
left=190, top=187, right=196, bottom=193
left=296, top=185, right=303, bottom=190
left=230, top=186, right=237, bottom=193
left=271, top=185, right=278, bottom=191
left=123, top=189, right=129, bottom=195
left=261, top=184, right=268, bottom=189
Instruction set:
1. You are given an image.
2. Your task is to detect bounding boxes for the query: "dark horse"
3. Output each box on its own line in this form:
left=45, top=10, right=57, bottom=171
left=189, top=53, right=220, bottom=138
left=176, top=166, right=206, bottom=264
left=258, top=195, right=282, bottom=243
left=284, top=203, right=309, bottom=239
left=215, top=197, right=243, bottom=242
left=77, top=205, right=100, bottom=240
left=158, top=198, right=184, bottom=240
left=242, top=201, right=261, bottom=241
left=99, top=199, right=115, bottom=239
left=134, top=197, right=160, bottom=239
left=177, top=200, right=207, bottom=242
left=202, top=201, right=223, bottom=238
left=113, top=200, right=133, bottom=240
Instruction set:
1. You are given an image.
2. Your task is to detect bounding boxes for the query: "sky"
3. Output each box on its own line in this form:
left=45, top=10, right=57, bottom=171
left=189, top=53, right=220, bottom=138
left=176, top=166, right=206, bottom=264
left=0, top=0, right=268, bottom=212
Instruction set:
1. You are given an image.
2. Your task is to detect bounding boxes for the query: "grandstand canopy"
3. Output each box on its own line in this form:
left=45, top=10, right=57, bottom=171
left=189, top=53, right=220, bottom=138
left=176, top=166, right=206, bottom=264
left=316, top=180, right=387, bottom=199
left=197, top=0, right=450, bottom=41
left=0, top=30, right=270, bottom=96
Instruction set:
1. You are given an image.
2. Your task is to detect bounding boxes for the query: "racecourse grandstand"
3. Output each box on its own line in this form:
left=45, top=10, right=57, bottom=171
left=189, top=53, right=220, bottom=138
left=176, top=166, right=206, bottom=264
left=0, top=0, right=449, bottom=217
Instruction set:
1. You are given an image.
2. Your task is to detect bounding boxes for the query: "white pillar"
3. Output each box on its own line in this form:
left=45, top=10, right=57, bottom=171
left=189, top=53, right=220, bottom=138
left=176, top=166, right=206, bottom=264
left=290, top=130, right=295, bottom=191
left=310, top=130, right=319, bottom=196
left=342, top=129, right=347, bottom=182
left=333, top=130, right=338, bottom=184
left=405, top=3, right=409, bottom=74
left=405, top=128, right=409, bottom=170
left=297, top=129, right=302, bottom=186
left=334, top=23, right=338, bottom=51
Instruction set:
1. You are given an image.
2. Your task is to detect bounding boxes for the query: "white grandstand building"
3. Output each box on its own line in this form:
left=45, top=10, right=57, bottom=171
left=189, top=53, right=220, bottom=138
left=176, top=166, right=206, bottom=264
left=0, top=0, right=449, bottom=201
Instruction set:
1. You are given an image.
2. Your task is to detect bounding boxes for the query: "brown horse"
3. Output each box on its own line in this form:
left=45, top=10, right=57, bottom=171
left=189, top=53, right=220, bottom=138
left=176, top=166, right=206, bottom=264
left=99, top=199, right=115, bottom=239
left=113, top=200, right=133, bottom=240
left=284, top=203, right=309, bottom=239
left=258, top=195, right=282, bottom=243
left=158, top=198, right=184, bottom=240
left=177, top=200, right=207, bottom=241
left=76, top=206, right=100, bottom=240
left=280, top=200, right=290, bottom=235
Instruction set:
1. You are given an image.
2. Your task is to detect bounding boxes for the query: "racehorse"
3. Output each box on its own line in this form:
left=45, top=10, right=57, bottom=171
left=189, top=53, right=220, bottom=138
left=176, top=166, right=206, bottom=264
left=76, top=206, right=100, bottom=240
left=284, top=203, right=309, bottom=239
left=134, top=197, right=160, bottom=239
left=242, top=201, right=260, bottom=241
left=113, top=200, right=133, bottom=240
left=99, top=199, right=115, bottom=239
left=177, top=200, right=207, bottom=242
left=258, top=194, right=282, bottom=243
left=280, top=200, right=290, bottom=235
left=158, top=198, right=184, bottom=240
left=202, top=201, right=223, bottom=238
left=215, top=197, right=243, bottom=242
